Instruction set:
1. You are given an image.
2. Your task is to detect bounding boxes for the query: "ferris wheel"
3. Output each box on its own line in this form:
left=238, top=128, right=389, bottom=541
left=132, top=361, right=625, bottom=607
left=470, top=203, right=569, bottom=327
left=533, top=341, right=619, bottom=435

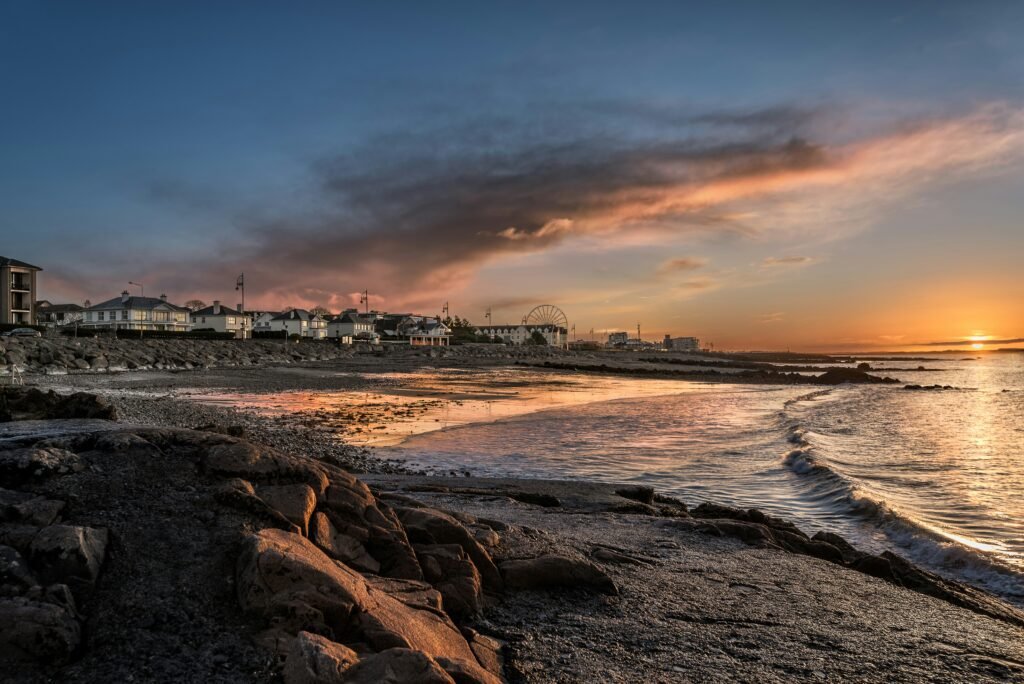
left=523, top=304, right=568, bottom=330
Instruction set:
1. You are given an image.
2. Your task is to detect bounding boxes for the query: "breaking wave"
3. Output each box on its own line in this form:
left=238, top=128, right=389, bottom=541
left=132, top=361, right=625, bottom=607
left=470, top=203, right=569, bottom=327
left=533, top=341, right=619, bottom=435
left=781, top=428, right=1024, bottom=603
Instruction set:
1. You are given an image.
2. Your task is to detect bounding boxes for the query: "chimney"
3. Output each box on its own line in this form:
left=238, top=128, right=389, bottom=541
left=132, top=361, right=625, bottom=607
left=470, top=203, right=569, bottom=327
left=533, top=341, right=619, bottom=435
left=213, top=300, right=221, bottom=315
left=121, top=290, right=130, bottom=303
left=236, top=303, right=242, bottom=313
left=160, top=294, right=167, bottom=302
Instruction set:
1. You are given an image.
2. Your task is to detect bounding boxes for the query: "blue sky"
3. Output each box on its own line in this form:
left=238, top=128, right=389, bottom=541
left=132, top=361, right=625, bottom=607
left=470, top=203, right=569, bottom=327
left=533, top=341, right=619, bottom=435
left=2, top=1, right=1022, bottom=348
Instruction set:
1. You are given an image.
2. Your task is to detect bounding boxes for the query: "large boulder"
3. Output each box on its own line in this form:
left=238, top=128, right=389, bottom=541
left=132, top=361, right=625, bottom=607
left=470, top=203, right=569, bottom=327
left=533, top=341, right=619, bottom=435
left=415, top=544, right=484, bottom=618
left=395, top=507, right=502, bottom=591
left=283, top=631, right=360, bottom=684
left=342, top=648, right=455, bottom=684
left=258, top=484, right=317, bottom=536
left=236, top=529, right=500, bottom=684
left=0, top=597, right=80, bottom=663
left=309, top=512, right=380, bottom=574
left=29, top=524, right=108, bottom=588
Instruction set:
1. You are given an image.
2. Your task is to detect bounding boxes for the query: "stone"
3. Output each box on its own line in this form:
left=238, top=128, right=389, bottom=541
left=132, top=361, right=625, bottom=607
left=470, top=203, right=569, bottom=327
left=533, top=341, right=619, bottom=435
left=236, top=529, right=498, bottom=683
left=0, top=544, right=38, bottom=590
left=341, top=648, right=455, bottom=684
left=0, top=597, right=80, bottom=663
left=396, top=507, right=502, bottom=591
left=309, top=512, right=380, bottom=574
left=463, top=629, right=504, bottom=678
left=204, top=441, right=329, bottom=494
left=258, top=484, right=317, bottom=536
left=322, top=485, right=421, bottom=580
left=29, top=524, right=108, bottom=587
left=283, top=631, right=360, bottom=684
left=0, top=447, right=83, bottom=483
left=415, top=544, right=484, bottom=618
left=215, top=478, right=301, bottom=534
left=500, top=554, right=617, bottom=595
left=7, top=496, right=65, bottom=527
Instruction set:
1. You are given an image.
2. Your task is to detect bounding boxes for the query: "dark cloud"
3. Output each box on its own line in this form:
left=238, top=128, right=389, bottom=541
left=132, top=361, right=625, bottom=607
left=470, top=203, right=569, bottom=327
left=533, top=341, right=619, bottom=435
left=112, top=105, right=837, bottom=309
left=762, top=256, right=814, bottom=266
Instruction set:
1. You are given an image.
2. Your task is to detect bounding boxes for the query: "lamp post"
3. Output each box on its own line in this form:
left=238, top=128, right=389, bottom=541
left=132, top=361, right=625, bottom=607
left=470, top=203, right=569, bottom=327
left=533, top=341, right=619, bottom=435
left=129, top=281, right=144, bottom=297
left=235, top=273, right=246, bottom=339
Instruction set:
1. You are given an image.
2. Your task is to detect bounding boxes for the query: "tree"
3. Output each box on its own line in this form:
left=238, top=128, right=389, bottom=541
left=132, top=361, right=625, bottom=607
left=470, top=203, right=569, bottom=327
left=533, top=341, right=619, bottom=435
left=310, top=305, right=332, bottom=317
left=184, top=299, right=206, bottom=311
left=529, top=330, right=548, bottom=345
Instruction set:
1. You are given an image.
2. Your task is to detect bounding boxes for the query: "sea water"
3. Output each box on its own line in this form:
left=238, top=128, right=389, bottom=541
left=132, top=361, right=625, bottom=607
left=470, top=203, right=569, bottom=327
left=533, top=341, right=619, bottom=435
left=380, top=354, right=1024, bottom=604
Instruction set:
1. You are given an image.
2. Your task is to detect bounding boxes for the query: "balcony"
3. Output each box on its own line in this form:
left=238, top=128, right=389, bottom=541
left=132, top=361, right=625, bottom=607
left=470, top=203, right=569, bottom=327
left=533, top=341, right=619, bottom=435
left=10, top=276, right=31, bottom=292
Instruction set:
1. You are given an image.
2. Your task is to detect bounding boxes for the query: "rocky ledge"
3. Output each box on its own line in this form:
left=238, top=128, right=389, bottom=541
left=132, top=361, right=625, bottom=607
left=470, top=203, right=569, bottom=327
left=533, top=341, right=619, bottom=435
left=0, top=337, right=359, bottom=376
left=0, top=400, right=625, bottom=682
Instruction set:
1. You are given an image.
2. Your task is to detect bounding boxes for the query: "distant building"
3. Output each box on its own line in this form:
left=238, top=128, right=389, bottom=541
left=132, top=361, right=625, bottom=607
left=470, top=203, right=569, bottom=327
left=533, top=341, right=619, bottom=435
left=256, top=309, right=327, bottom=339
left=606, top=331, right=629, bottom=346
left=81, top=292, right=191, bottom=332
left=327, top=312, right=379, bottom=341
left=190, top=301, right=252, bottom=338
left=664, top=336, right=700, bottom=351
left=475, top=324, right=566, bottom=346
left=0, top=256, right=41, bottom=325
left=377, top=314, right=452, bottom=346
left=35, top=301, right=85, bottom=328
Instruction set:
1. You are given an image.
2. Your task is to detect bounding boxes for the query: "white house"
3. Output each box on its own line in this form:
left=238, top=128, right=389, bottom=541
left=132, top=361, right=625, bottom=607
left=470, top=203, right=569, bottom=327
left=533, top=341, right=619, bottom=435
left=35, top=301, right=85, bottom=328
left=475, top=324, right=565, bottom=346
left=256, top=309, right=326, bottom=339
left=190, top=301, right=252, bottom=338
left=81, top=292, right=191, bottom=332
left=664, top=336, right=700, bottom=351
left=327, top=312, right=379, bottom=342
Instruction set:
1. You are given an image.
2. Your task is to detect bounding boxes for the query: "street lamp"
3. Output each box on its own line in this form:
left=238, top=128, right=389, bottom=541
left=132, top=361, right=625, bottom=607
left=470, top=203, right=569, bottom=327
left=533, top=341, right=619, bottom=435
left=129, top=281, right=144, bottom=297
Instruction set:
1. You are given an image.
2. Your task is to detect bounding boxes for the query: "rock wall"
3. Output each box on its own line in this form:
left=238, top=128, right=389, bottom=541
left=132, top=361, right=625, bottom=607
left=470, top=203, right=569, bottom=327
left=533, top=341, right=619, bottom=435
left=0, top=337, right=356, bottom=375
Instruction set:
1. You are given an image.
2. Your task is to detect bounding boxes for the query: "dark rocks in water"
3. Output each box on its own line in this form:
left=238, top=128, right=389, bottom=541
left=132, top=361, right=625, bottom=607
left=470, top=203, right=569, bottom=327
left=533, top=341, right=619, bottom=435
left=903, top=384, right=956, bottom=391
left=507, top=491, right=561, bottom=507
left=615, top=485, right=655, bottom=505
left=856, top=362, right=872, bottom=370
left=499, top=554, right=618, bottom=595
left=814, top=368, right=898, bottom=385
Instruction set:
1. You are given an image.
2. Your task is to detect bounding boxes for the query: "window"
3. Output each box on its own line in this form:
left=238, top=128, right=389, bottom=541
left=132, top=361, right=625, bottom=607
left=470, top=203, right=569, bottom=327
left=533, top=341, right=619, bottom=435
left=121, top=310, right=128, bottom=320
left=202, top=317, right=207, bottom=323
left=154, top=311, right=169, bottom=322
left=98, top=311, right=105, bottom=321
left=227, top=317, right=235, bottom=325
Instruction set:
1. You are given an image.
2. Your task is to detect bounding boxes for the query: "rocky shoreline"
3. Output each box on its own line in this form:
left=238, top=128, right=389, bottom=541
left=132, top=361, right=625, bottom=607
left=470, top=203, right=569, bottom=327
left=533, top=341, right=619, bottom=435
left=3, top=387, right=1024, bottom=682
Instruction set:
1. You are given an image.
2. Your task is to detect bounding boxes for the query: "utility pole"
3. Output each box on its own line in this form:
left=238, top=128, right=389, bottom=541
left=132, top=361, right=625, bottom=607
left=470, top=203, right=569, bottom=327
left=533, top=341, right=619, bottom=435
left=442, top=301, right=449, bottom=322
left=571, top=324, right=576, bottom=341
left=360, top=290, right=369, bottom=314
left=235, top=273, right=246, bottom=338
left=637, top=322, right=641, bottom=342
left=485, top=307, right=492, bottom=325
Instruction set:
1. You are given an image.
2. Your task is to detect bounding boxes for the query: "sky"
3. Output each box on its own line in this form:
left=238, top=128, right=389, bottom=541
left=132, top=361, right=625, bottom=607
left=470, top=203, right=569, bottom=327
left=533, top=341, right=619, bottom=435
left=2, top=1, right=1023, bottom=351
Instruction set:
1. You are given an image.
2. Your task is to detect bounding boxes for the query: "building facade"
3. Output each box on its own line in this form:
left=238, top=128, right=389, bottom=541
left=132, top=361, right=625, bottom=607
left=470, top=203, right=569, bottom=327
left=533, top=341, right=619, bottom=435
left=190, top=301, right=252, bottom=338
left=0, top=257, right=41, bottom=325
left=606, top=331, right=629, bottom=346
left=255, top=309, right=327, bottom=339
left=327, top=312, right=379, bottom=341
left=81, top=292, right=192, bottom=331
left=475, top=324, right=566, bottom=346
left=664, top=336, right=700, bottom=351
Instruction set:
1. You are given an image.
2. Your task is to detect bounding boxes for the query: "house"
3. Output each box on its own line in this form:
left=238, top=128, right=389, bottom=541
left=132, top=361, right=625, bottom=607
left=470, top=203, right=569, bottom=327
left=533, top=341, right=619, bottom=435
left=256, top=309, right=326, bottom=339
left=0, top=256, right=41, bottom=325
left=80, top=292, right=192, bottom=331
left=35, top=301, right=85, bottom=328
left=190, top=301, right=252, bottom=338
left=327, top=312, right=380, bottom=342
left=475, top=324, right=565, bottom=346
left=374, top=314, right=451, bottom=346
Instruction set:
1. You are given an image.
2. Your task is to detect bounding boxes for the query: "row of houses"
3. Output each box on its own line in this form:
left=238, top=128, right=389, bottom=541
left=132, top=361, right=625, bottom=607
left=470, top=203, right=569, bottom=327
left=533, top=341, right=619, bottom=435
left=4, top=256, right=572, bottom=347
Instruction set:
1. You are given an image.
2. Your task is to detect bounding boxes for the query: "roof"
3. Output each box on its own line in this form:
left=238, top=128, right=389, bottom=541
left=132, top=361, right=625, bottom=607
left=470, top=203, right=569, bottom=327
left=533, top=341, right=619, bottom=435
left=0, top=256, right=42, bottom=271
left=271, top=308, right=323, bottom=322
left=87, top=295, right=189, bottom=312
left=332, top=312, right=376, bottom=325
left=36, top=303, right=84, bottom=314
left=191, top=304, right=245, bottom=317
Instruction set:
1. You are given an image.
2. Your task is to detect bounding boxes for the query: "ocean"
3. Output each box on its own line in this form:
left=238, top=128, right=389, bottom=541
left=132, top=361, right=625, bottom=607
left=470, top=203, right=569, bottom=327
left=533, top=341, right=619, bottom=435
left=377, top=354, right=1024, bottom=605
